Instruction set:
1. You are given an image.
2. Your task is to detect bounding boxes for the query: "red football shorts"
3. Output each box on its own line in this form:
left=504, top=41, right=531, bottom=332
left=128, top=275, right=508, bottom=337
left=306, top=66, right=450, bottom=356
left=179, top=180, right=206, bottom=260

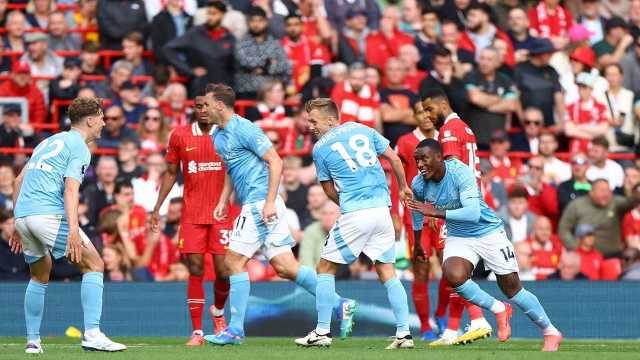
left=178, top=222, right=233, bottom=255
left=406, top=219, right=446, bottom=257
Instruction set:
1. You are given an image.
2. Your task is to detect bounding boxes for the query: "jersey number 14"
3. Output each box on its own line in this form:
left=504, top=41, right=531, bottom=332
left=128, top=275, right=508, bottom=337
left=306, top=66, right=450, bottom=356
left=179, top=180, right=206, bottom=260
left=330, top=134, right=376, bottom=172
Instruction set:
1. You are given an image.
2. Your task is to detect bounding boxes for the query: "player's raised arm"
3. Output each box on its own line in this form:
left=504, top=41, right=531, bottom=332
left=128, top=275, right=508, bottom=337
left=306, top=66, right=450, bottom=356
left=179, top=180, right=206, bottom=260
left=63, top=177, right=83, bottom=263
left=151, top=162, right=179, bottom=232
left=262, top=147, right=283, bottom=223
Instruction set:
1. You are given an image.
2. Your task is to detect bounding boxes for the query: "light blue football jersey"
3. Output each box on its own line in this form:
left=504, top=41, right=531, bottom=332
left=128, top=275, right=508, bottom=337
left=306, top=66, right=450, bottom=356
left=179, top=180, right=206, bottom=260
left=411, top=158, right=503, bottom=237
left=14, top=130, right=91, bottom=218
left=313, top=122, right=391, bottom=214
left=213, top=114, right=272, bottom=206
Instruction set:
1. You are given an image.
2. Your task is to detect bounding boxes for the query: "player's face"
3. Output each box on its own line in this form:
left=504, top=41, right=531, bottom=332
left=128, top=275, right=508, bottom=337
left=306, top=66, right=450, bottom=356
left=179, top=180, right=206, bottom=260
left=414, top=146, right=442, bottom=180
left=307, top=109, right=334, bottom=138
left=414, top=102, right=434, bottom=131
left=421, top=98, right=445, bottom=127
left=194, top=96, right=215, bottom=125
left=88, top=110, right=105, bottom=140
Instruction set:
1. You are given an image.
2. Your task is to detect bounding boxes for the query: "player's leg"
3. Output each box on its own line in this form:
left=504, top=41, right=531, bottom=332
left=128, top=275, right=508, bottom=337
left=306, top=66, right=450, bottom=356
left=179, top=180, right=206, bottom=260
left=407, top=225, right=434, bottom=340
left=178, top=223, right=209, bottom=344
left=376, top=263, right=414, bottom=350
left=210, top=223, right=231, bottom=333
left=434, top=249, right=450, bottom=334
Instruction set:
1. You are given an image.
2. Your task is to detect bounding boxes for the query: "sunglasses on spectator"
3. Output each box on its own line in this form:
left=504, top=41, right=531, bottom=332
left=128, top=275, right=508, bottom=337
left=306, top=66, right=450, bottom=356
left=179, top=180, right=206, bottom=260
left=105, top=116, right=121, bottom=121
left=572, top=158, right=587, bottom=165
left=525, top=120, right=542, bottom=126
left=529, top=165, right=543, bottom=170
left=144, top=116, right=161, bottom=121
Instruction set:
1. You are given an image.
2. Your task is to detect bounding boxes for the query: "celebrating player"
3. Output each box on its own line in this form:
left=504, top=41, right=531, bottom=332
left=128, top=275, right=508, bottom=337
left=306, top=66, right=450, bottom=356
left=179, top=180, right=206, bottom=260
left=408, top=139, right=563, bottom=352
left=420, top=88, right=492, bottom=345
left=395, top=100, right=446, bottom=340
left=295, top=98, right=414, bottom=349
left=151, top=95, right=233, bottom=346
left=10, top=97, right=126, bottom=354
left=201, top=84, right=356, bottom=346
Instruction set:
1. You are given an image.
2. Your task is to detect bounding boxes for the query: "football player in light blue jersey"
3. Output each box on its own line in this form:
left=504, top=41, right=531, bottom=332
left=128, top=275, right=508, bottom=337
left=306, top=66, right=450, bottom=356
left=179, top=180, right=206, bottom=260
left=295, top=98, right=415, bottom=350
left=9, top=97, right=126, bottom=354
left=201, top=84, right=356, bottom=346
left=407, top=139, right=563, bottom=352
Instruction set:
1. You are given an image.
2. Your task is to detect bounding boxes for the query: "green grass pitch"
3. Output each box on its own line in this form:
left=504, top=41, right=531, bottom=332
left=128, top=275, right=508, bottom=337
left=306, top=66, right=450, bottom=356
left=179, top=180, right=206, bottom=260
left=1, top=337, right=639, bottom=360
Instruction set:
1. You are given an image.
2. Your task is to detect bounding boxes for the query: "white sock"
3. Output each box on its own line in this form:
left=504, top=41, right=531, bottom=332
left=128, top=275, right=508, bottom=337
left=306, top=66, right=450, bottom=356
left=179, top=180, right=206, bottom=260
left=442, top=328, right=458, bottom=339
left=28, top=337, right=41, bottom=345
left=314, top=328, right=330, bottom=336
left=84, top=327, right=101, bottom=338
left=211, top=307, right=224, bottom=317
left=543, top=324, right=560, bottom=336
left=489, top=300, right=506, bottom=313
left=470, top=318, right=490, bottom=328
left=396, top=330, right=410, bottom=338
left=193, top=329, right=203, bottom=336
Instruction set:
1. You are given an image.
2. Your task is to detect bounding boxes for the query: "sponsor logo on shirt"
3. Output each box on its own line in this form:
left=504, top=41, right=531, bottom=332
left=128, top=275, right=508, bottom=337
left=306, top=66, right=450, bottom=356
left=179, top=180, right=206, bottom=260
left=187, top=160, right=223, bottom=174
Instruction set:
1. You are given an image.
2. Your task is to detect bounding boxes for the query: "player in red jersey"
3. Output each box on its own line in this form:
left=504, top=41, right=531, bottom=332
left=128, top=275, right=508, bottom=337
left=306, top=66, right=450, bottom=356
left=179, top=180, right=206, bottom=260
left=151, top=96, right=234, bottom=346
left=419, top=88, right=492, bottom=346
left=396, top=100, right=447, bottom=340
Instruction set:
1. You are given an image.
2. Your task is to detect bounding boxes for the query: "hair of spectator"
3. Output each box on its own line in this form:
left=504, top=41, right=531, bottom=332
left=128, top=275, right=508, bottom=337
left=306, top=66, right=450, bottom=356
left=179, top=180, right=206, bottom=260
left=415, top=138, right=442, bottom=154
left=561, top=251, right=581, bottom=267
left=82, top=41, right=100, bottom=53
left=0, top=209, right=13, bottom=223
left=111, top=60, right=134, bottom=75
left=205, top=83, right=236, bottom=109
left=68, top=97, right=103, bottom=125
left=432, top=44, right=452, bottom=59
left=119, top=137, right=139, bottom=149
left=169, top=197, right=183, bottom=205
left=591, top=135, right=609, bottom=149
left=123, top=31, right=144, bottom=47
left=440, top=19, right=462, bottom=31
left=248, top=5, right=268, bottom=19
left=257, top=80, right=284, bottom=102
left=96, top=156, right=118, bottom=169
left=539, top=131, right=557, bottom=141
left=603, top=63, right=624, bottom=75
left=97, top=208, right=123, bottom=235
left=468, top=2, right=492, bottom=16
left=348, top=62, right=366, bottom=74
left=49, top=11, right=65, bottom=20
left=328, top=62, right=348, bottom=76
left=591, top=178, right=610, bottom=188
left=114, top=178, right=133, bottom=194
left=304, top=98, right=339, bottom=119
left=7, top=10, right=26, bottom=25
left=285, top=13, right=302, bottom=22
left=421, top=87, right=448, bottom=102
left=162, top=83, right=187, bottom=102
left=523, top=106, right=544, bottom=119
left=27, top=0, right=56, bottom=13
left=508, top=186, right=528, bottom=200
left=421, top=6, right=438, bottom=17
left=207, top=0, right=227, bottom=12
left=283, top=156, right=303, bottom=169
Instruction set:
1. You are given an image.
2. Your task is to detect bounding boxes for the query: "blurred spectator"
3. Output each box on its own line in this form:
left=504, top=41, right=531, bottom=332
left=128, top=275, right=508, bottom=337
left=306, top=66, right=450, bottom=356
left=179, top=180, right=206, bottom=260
left=482, top=129, right=523, bottom=188
left=331, top=62, right=381, bottom=131
left=592, top=17, right=633, bottom=68
left=117, top=138, right=144, bottom=182
left=400, top=0, right=421, bottom=35
left=164, top=0, right=235, bottom=96
left=79, top=41, right=104, bottom=76
left=415, top=7, right=439, bottom=71
left=564, top=72, right=609, bottom=154
left=364, top=65, right=381, bottom=88
left=336, top=8, right=370, bottom=66
left=398, top=44, right=426, bottom=93
left=365, top=6, right=413, bottom=71
left=234, top=6, right=291, bottom=99
left=498, top=186, right=535, bottom=243
left=562, top=45, right=602, bottom=105
left=623, top=208, right=640, bottom=250
left=49, top=58, right=82, bottom=102
left=620, top=248, right=640, bottom=280
left=597, top=64, right=637, bottom=153
left=97, top=0, right=148, bottom=50
left=438, top=19, right=475, bottom=77
left=132, top=153, right=182, bottom=215
left=578, top=0, right=604, bottom=45
left=514, top=37, right=563, bottom=128
left=325, top=0, right=381, bottom=31
left=282, top=108, right=314, bottom=157
left=137, top=108, right=170, bottom=152
left=20, top=31, right=63, bottom=100
left=0, top=0, right=6, bottom=27
left=26, top=0, right=55, bottom=29
left=464, top=47, right=519, bottom=148
left=379, top=57, right=417, bottom=146
left=510, top=242, right=536, bottom=280
left=0, top=105, right=33, bottom=164
left=150, top=0, right=194, bottom=65
left=538, top=132, right=571, bottom=185
left=246, top=80, right=293, bottom=123
left=282, top=156, right=309, bottom=218
left=83, top=156, right=119, bottom=225
left=0, top=164, right=14, bottom=210
left=144, top=0, right=197, bottom=19
left=90, top=59, right=134, bottom=100
left=621, top=166, right=640, bottom=198
left=163, top=197, right=183, bottom=239
left=574, top=223, right=604, bottom=280
left=106, top=179, right=148, bottom=241
left=157, top=83, right=190, bottom=127
left=526, top=216, right=563, bottom=280
left=620, top=36, right=640, bottom=95
left=142, top=65, right=171, bottom=100
left=299, top=183, right=328, bottom=229
left=0, top=11, right=27, bottom=73
left=102, top=243, right=133, bottom=282
left=522, top=155, right=560, bottom=225
left=547, top=251, right=588, bottom=280
left=279, top=190, right=303, bottom=243
left=0, top=209, right=29, bottom=280
left=122, top=32, right=152, bottom=76
left=507, top=7, right=535, bottom=62
left=265, top=129, right=282, bottom=151
left=586, top=136, right=624, bottom=190
left=96, top=105, right=139, bottom=149
left=418, top=45, right=469, bottom=116
left=0, top=62, right=47, bottom=125
left=528, top=0, right=573, bottom=41
left=631, top=0, right=640, bottom=40
left=66, top=0, right=99, bottom=44
left=299, top=201, right=340, bottom=268
left=460, top=3, right=514, bottom=66
left=510, top=107, right=543, bottom=153
left=47, top=11, right=81, bottom=51
left=115, top=81, right=147, bottom=124
left=559, top=178, right=637, bottom=258
left=557, top=152, right=591, bottom=213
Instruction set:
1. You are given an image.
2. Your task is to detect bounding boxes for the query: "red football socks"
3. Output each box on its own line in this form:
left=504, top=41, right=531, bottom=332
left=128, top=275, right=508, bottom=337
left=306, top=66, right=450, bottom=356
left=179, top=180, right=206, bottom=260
left=214, top=278, right=230, bottom=311
left=187, top=275, right=205, bottom=331
left=412, top=281, right=431, bottom=332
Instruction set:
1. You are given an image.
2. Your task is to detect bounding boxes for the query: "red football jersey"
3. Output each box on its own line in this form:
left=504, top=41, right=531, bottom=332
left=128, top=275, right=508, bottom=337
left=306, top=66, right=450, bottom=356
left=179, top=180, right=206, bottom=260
left=438, top=114, right=481, bottom=180
left=166, top=123, right=225, bottom=224
left=622, top=208, right=640, bottom=247
left=566, top=97, right=608, bottom=153
left=396, top=128, right=439, bottom=186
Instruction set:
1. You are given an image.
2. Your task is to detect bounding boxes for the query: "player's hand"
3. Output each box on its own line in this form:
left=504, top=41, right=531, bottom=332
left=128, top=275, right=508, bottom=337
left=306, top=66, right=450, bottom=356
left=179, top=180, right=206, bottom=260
left=213, top=201, right=228, bottom=222
left=413, top=245, right=428, bottom=263
left=428, top=217, right=437, bottom=231
left=9, top=231, right=22, bottom=254
left=406, top=199, right=435, bottom=217
left=262, top=201, right=277, bottom=225
left=66, top=230, right=84, bottom=263
left=151, top=210, right=161, bottom=233
left=399, top=186, right=413, bottom=203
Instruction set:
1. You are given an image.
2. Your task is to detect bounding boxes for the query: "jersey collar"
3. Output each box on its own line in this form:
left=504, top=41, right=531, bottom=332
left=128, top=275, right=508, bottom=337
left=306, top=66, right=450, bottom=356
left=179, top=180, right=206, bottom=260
left=444, top=112, right=460, bottom=124
left=413, top=128, right=438, bottom=141
left=192, top=122, right=217, bottom=136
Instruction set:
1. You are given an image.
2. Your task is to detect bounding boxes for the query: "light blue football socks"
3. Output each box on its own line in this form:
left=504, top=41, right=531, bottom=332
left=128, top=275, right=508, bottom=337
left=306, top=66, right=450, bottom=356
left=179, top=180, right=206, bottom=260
left=25, top=280, right=47, bottom=342
left=228, top=272, right=250, bottom=333
left=81, top=272, right=104, bottom=333
left=384, top=278, right=410, bottom=337
left=455, top=279, right=505, bottom=313
left=314, top=274, right=335, bottom=334
left=510, top=288, right=558, bottom=334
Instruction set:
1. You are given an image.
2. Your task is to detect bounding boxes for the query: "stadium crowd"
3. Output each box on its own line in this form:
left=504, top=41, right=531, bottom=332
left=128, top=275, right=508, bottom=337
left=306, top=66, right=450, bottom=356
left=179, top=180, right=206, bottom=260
left=2, top=0, right=640, bottom=283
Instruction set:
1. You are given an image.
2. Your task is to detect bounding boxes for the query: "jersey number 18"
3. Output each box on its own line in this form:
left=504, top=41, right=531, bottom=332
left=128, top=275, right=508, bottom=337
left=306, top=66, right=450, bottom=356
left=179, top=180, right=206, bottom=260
left=330, top=134, right=376, bottom=172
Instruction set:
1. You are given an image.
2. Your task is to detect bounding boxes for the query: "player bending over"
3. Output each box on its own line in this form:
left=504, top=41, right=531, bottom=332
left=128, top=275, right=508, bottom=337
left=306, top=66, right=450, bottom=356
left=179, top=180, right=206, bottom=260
left=10, top=97, right=126, bottom=354
left=201, top=84, right=357, bottom=346
left=407, top=139, right=563, bottom=352
left=151, top=95, right=233, bottom=346
left=295, top=98, right=414, bottom=350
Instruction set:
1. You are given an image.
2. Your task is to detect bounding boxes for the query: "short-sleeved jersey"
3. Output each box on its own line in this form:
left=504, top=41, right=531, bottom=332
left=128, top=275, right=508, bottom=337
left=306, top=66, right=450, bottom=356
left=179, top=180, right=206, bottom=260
left=213, top=114, right=272, bottom=206
left=438, top=113, right=481, bottom=180
left=313, top=122, right=391, bottom=214
left=411, top=159, right=503, bottom=238
left=15, top=130, right=91, bottom=218
left=166, top=122, right=225, bottom=224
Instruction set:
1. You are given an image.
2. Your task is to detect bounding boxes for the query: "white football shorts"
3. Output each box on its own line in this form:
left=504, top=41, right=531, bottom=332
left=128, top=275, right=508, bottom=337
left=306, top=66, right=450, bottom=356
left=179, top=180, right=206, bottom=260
left=16, top=214, right=91, bottom=264
left=443, top=228, right=519, bottom=275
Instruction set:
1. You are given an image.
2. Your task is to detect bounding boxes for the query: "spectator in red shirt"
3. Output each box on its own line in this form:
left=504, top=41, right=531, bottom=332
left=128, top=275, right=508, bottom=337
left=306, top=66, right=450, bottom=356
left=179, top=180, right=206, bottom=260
left=0, top=61, right=47, bottom=125
left=398, top=44, right=426, bottom=93
left=102, top=179, right=148, bottom=240
left=528, top=0, right=573, bottom=47
left=331, top=62, right=381, bottom=131
left=379, top=57, right=418, bottom=146
left=574, top=223, right=604, bottom=280
left=526, top=216, right=564, bottom=280
left=282, top=108, right=314, bottom=157
left=459, top=3, right=515, bottom=67
left=565, top=72, right=609, bottom=154
left=365, top=5, right=413, bottom=71
left=623, top=205, right=640, bottom=250
left=248, top=80, right=295, bottom=144
left=522, top=155, right=560, bottom=227
left=481, top=129, right=523, bottom=189
left=159, top=83, right=191, bottom=128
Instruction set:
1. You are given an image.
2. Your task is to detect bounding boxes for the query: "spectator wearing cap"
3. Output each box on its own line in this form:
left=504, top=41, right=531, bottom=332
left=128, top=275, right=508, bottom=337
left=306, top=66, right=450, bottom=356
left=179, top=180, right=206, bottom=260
left=0, top=11, right=27, bottom=73
left=564, top=72, right=609, bottom=154
left=0, top=62, right=47, bottom=125
left=0, top=209, right=29, bottom=281
left=122, top=32, right=152, bottom=77
left=97, top=0, right=148, bottom=50
left=510, top=107, right=544, bottom=153
left=0, top=104, right=34, bottom=164
left=379, top=57, right=418, bottom=146
left=538, top=132, right=571, bottom=185
left=528, top=0, right=573, bottom=41
left=620, top=248, right=640, bottom=280
left=463, top=46, right=519, bottom=149
left=526, top=216, right=564, bottom=280
left=481, top=129, right=523, bottom=188
left=49, top=57, right=82, bottom=102
left=47, top=11, right=81, bottom=51
left=514, top=38, right=564, bottom=129
left=365, top=6, right=413, bottom=72
left=593, top=17, right=634, bottom=68
left=459, top=3, right=515, bottom=67
left=418, top=45, right=469, bottom=116
left=164, top=0, right=235, bottom=96
left=498, top=186, right=536, bottom=243
left=96, top=105, right=140, bottom=149
left=325, top=0, right=381, bottom=32
left=20, top=31, right=63, bottom=101
left=574, top=223, right=604, bottom=280
left=336, top=8, right=370, bottom=66
left=79, top=41, right=104, bottom=76
left=331, top=62, right=381, bottom=132
left=561, top=46, right=609, bottom=104
left=577, top=0, right=604, bottom=45
left=557, top=152, right=591, bottom=213
left=559, top=178, right=639, bottom=257
left=546, top=251, right=588, bottom=280
left=597, top=64, right=637, bottom=153
left=507, top=7, right=536, bottom=63
left=150, top=0, right=193, bottom=65
left=414, top=7, right=439, bottom=70
left=115, top=81, right=147, bottom=124
left=586, top=136, right=624, bottom=190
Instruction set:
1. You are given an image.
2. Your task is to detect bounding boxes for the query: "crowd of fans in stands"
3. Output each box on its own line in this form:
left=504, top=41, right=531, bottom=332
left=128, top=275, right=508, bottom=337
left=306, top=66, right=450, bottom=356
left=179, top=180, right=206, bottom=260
left=2, top=0, right=640, bottom=282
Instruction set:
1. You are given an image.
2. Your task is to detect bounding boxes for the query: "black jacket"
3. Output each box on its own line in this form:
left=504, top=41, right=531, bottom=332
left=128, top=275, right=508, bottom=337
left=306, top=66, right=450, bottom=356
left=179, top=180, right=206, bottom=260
left=97, top=0, right=148, bottom=50
left=150, top=10, right=193, bottom=65
left=557, top=179, right=590, bottom=214
left=509, top=132, right=532, bottom=152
